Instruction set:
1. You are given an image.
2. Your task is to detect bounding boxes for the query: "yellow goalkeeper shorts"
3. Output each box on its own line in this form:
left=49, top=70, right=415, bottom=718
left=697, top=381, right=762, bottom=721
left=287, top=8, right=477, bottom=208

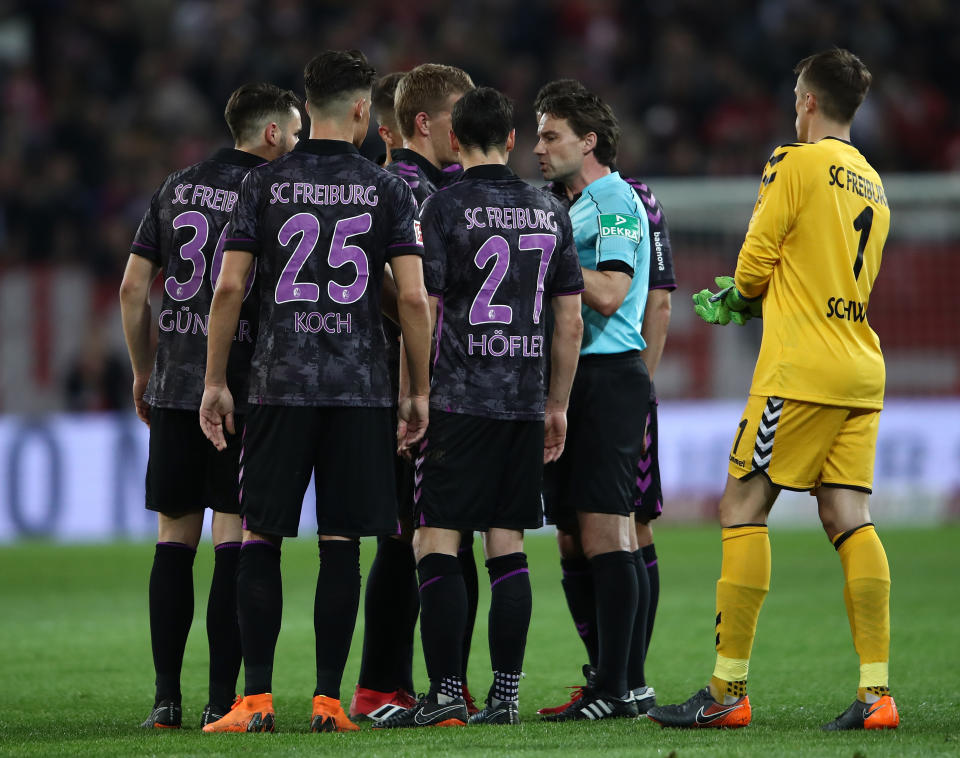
left=727, top=395, right=879, bottom=492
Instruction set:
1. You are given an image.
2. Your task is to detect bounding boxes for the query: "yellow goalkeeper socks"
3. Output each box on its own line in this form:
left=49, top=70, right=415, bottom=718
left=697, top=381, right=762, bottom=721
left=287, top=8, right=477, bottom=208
left=710, top=525, right=770, bottom=703
left=833, top=523, right=891, bottom=700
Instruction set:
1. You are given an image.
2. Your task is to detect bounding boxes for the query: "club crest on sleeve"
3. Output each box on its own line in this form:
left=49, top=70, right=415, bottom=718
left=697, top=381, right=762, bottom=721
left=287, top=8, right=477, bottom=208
left=414, top=220, right=423, bottom=245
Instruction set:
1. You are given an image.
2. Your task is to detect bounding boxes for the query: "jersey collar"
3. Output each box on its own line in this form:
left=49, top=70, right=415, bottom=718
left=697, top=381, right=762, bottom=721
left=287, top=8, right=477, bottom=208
left=295, top=139, right=360, bottom=157
left=211, top=148, right=267, bottom=168
left=461, top=164, right=516, bottom=181
left=390, top=148, right=447, bottom=185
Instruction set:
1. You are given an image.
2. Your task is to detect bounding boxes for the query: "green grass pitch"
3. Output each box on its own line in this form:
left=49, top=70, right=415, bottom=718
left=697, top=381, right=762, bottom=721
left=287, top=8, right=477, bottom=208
left=1, top=525, right=957, bottom=757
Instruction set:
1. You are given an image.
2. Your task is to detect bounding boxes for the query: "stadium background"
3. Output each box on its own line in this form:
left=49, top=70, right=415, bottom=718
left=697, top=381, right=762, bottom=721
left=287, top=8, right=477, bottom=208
left=0, top=0, right=958, bottom=537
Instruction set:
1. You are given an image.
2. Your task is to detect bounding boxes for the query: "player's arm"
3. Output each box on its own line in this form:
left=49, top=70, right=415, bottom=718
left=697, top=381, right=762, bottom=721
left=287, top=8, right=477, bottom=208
left=545, top=292, right=583, bottom=463
left=391, top=253, right=432, bottom=451
left=119, top=254, right=160, bottom=426
left=640, top=288, right=671, bottom=379
left=381, top=262, right=400, bottom=326
left=200, top=250, right=252, bottom=450
left=735, top=148, right=799, bottom=298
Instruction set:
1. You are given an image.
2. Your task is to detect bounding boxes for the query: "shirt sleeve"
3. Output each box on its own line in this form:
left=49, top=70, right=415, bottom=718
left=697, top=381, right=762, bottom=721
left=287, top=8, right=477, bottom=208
left=735, top=146, right=800, bottom=299
left=547, top=211, right=585, bottom=296
left=224, top=171, right=262, bottom=256
left=385, top=178, right=424, bottom=261
left=130, top=189, right=162, bottom=265
left=419, top=197, right=446, bottom=297
left=590, top=192, right=642, bottom=276
left=638, top=185, right=677, bottom=291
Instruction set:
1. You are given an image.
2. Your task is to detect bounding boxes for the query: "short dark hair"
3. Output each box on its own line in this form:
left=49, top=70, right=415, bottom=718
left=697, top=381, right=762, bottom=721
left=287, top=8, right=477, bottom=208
left=533, top=78, right=587, bottom=116
left=224, top=83, right=301, bottom=145
left=394, top=63, right=475, bottom=139
left=372, top=71, right=405, bottom=130
left=303, top=49, right=377, bottom=111
left=452, top=86, right=514, bottom=152
left=539, top=89, right=620, bottom=168
left=794, top=48, right=872, bottom=124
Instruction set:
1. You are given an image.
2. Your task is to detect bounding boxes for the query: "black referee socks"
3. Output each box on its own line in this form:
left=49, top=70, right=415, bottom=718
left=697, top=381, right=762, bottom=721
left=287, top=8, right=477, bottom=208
left=590, top=549, right=638, bottom=697
left=627, top=549, right=651, bottom=690
left=149, top=542, right=196, bottom=705
left=418, top=553, right=467, bottom=698
left=314, top=539, right=361, bottom=700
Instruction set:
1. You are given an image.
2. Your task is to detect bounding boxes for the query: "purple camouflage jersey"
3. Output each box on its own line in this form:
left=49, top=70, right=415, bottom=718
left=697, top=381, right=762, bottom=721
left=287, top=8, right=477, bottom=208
left=225, top=139, right=423, bottom=407
left=422, top=165, right=584, bottom=420
left=131, top=148, right=264, bottom=410
left=546, top=178, right=677, bottom=291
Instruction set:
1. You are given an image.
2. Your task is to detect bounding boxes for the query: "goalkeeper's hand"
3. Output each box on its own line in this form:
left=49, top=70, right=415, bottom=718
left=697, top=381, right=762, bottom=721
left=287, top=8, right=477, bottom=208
left=691, top=276, right=761, bottom=325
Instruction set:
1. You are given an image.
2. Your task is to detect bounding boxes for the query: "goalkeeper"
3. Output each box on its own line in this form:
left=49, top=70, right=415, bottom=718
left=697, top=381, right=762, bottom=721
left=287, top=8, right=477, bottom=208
left=648, top=49, right=898, bottom=732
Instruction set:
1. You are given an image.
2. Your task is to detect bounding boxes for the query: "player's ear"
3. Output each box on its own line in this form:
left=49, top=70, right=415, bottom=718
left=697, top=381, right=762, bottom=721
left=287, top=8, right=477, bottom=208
left=414, top=111, right=430, bottom=137
left=505, top=129, right=516, bottom=153
left=264, top=121, right=280, bottom=147
left=449, top=130, right=459, bottom=154
left=805, top=90, right=817, bottom=115
left=378, top=124, right=391, bottom=146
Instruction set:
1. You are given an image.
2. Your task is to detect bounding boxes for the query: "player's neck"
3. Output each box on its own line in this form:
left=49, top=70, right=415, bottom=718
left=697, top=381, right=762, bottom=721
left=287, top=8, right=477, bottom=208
left=400, top=138, right=441, bottom=169
left=309, top=120, right=359, bottom=146
left=806, top=117, right=852, bottom=144
left=562, top=159, right=611, bottom=200
left=237, top=143, right=274, bottom=162
left=459, top=148, right=507, bottom=170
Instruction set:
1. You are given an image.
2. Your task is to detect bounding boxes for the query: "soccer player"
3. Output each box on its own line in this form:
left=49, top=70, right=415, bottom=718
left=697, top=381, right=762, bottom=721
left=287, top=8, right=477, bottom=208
left=532, top=80, right=676, bottom=716
left=120, top=82, right=302, bottom=729
left=371, top=71, right=406, bottom=165
left=198, top=49, right=433, bottom=734
left=533, top=88, right=652, bottom=720
left=647, top=48, right=899, bottom=731
left=373, top=85, right=584, bottom=729
left=351, top=62, right=479, bottom=721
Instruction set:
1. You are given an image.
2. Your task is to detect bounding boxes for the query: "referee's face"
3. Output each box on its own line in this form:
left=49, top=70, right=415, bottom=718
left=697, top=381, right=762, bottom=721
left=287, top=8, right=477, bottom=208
left=534, top=113, right=583, bottom=184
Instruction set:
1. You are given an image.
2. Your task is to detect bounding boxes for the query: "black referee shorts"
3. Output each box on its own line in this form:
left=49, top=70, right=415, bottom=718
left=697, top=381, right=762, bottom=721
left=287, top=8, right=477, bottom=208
left=146, top=407, right=243, bottom=516
left=239, top=404, right=398, bottom=538
left=544, top=351, right=651, bottom=534
left=415, top=410, right=544, bottom=532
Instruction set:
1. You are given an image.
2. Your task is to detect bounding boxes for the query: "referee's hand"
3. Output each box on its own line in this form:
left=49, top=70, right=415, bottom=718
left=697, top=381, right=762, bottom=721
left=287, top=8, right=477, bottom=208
left=199, top=384, right=235, bottom=451
left=544, top=409, right=567, bottom=463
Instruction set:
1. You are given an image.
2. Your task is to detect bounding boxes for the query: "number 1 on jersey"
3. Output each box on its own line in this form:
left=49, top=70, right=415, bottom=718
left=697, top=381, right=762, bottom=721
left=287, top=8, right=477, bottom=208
left=852, top=206, right=873, bottom=280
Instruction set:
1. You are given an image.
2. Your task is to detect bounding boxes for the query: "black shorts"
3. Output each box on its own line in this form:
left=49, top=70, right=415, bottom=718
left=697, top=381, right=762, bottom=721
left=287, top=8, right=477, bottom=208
left=146, top=407, right=244, bottom=515
left=544, top=351, right=651, bottom=533
left=415, top=410, right=544, bottom=532
left=391, top=408, right=416, bottom=524
left=240, top=404, right=398, bottom=538
left=634, top=384, right=664, bottom=524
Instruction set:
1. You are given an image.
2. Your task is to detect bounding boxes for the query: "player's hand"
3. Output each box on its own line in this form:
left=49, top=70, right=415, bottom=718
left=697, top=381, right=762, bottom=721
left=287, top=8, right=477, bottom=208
left=132, top=374, right=151, bottom=427
left=544, top=409, right=567, bottom=463
left=398, top=394, right=429, bottom=455
left=713, top=275, right=762, bottom=319
left=199, top=384, right=235, bottom=451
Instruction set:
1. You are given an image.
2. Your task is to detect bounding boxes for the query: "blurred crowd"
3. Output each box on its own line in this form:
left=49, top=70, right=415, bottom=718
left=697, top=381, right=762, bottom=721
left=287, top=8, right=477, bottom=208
left=1, top=0, right=958, bottom=278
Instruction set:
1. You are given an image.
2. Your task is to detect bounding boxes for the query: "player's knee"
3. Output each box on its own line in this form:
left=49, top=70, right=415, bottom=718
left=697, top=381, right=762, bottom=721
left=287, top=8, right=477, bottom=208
left=556, top=530, right=582, bottom=559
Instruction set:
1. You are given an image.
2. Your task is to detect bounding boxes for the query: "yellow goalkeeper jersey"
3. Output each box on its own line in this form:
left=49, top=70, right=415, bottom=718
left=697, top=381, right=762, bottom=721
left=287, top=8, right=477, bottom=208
left=735, top=136, right=889, bottom=409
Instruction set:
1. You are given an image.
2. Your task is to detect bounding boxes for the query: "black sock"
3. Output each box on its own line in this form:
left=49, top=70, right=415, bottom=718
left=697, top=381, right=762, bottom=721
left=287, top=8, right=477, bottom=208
left=149, top=542, right=196, bottom=704
left=487, top=552, right=530, bottom=703
left=314, top=540, right=361, bottom=700
left=357, top=536, right=418, bottom=693
left=459, top=533, right=479, bottom=684
left=207, top=541, right=241, bottom=709
left=237, top=540, right=282, bottom=696
left=418, top=553, right=467, bottom=696
left=486, top=553, right=532, bottom=675
left=590, top=550, right=638, bottom=697
left=560, top=556, right=598, bottom=667
left=627, top=549, right=651, bottom=690
left=641, top=543, right=660, bottom=656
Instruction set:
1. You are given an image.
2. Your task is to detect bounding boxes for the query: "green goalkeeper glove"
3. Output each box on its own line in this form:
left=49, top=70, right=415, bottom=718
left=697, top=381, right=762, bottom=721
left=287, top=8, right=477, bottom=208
left=713, top=275, right=762, bottom=319
left=691, top=276, right=762, bottom=326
